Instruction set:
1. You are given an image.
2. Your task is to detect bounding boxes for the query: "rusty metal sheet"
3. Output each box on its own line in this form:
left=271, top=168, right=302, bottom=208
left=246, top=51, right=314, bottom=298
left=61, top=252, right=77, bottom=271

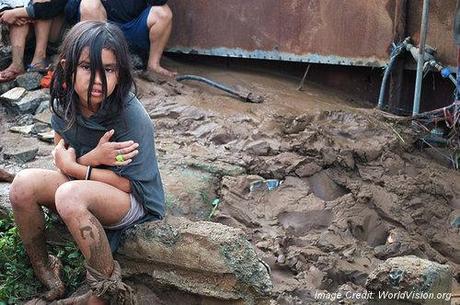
left=407, top=0, right=457, bottom=67
left=168, top=0, right=399, bottom=67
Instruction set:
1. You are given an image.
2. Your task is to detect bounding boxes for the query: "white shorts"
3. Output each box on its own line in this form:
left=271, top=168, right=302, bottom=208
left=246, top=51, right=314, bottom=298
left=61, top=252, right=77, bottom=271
left=103, top=193, right=147, bottom=230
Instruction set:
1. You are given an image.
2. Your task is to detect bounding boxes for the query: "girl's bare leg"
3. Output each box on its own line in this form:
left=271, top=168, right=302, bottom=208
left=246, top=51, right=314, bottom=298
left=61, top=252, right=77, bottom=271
left=9, top=169, right=69, bottom=300
left=54, top=180, right=131, bottom=304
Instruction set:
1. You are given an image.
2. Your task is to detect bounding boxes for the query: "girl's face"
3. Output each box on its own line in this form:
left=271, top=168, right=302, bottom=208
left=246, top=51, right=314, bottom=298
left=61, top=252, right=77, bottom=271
left=74, top=47, right=119, bottom=115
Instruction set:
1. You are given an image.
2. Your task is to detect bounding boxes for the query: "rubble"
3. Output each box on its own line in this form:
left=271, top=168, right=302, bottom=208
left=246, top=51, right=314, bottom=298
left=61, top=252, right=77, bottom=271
left=9, top=124, right=34, bottom=135
left=34, top=108, right=52, bottom=125
left=10, top=89, right=50, bottom=114
left=1, top=87, right=50, bottom=114
left=37, top=130, right=55, bottom=143
left=0, top=86, right=26, bottom=103
left=3, top=146, right=39, bottom=163
left=34, top=100, right=50, bottom=115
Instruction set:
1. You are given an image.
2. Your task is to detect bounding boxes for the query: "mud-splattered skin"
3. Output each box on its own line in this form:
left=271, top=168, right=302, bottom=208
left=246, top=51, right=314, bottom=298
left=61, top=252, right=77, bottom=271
left=25, top=236, right=65, bottom=301
left=78, top=214, right=114, bottom=277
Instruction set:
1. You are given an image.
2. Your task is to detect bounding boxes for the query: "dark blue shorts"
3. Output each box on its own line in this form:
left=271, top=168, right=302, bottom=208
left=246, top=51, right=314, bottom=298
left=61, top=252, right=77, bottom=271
left=65, top=0, right=151, bottom=52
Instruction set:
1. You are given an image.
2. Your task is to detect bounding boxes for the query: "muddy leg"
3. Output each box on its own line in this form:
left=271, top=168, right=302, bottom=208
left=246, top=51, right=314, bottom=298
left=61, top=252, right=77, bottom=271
left=9, top=169, right=69, bottom=301
left=54, top=181, right=132, bottom=304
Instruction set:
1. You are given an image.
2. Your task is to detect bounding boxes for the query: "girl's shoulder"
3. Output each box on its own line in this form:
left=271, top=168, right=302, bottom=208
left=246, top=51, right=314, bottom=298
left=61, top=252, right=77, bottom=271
left=121, top=93, right=150, bottom=122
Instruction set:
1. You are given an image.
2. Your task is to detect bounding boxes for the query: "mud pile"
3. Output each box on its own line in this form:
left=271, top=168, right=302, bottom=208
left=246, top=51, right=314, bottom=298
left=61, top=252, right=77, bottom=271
left=141, top=75, right=460, bottom=304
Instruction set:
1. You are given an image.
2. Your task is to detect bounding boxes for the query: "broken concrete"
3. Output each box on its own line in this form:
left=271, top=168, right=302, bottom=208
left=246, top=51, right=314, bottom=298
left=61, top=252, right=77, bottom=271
left=9, top=89, right=50, bottom=114
left=37, top=130, right=54, bottom=143
left=9, top=124, right=34, bottom=135
left=0, top=87, right=26, bottom=103
left=366, top=256, right=452, bottom=305
left=117, top=216, right=272, bottom=305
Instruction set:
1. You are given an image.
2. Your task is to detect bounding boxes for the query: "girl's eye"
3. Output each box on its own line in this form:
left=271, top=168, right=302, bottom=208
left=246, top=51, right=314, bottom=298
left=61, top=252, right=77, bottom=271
left=80, top=64, right=90, bottom=70
left=105, top=67, right=117, bottom=73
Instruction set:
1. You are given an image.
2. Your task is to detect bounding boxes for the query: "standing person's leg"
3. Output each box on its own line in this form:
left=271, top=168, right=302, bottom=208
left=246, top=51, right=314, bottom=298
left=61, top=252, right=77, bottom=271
left=54, top=180, right=133, bottom=304
left=30, top=19, right=52, bottom=69
left=9, top=169, right=69, bottom=301
left=0, top=24, right=29, bottom=82
left=79, top=0, right=107, bottom=21
left=49, top=14, right=65, bottom=43
left=146, top=4, right=176, bottom=78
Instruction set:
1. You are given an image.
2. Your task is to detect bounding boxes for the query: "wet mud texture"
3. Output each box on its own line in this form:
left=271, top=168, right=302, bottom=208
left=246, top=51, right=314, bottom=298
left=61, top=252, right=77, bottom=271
left=135, top=61, right=460, bottom=305
left=2, top=59, right=459, bottom=304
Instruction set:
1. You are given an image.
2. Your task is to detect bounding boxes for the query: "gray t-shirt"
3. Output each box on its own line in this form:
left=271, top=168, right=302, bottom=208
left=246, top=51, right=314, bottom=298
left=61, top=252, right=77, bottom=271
left=51, top=93, right=165, bottom=219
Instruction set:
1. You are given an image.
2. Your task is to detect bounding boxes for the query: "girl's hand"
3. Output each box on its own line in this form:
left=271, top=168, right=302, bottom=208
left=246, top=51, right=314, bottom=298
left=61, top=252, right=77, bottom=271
left=88, top=129, right=139, bottom=166
left=52, top=139, right=77, bottom=174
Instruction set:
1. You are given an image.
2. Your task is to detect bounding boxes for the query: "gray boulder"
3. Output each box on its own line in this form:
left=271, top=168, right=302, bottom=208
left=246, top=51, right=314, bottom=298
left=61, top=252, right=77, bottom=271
left=366, top=256, right=452, bottom=305
left=117, top=216, right=272, bottom=305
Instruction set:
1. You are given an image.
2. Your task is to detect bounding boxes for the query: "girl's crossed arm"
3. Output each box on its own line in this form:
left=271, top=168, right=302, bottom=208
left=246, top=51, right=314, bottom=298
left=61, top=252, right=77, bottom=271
left=53, top=132, right=136, bottom=193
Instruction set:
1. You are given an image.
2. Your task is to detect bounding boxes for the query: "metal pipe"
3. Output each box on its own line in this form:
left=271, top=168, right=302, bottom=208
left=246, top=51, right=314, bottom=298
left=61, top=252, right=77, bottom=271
left=412, top=0, right=430, bottom=116
left=176, top=74, right=264, bottom=103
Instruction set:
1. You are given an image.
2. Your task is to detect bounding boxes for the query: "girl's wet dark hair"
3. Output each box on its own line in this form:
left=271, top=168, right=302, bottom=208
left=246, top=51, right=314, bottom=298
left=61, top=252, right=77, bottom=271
left=51, top=20, right=136, bottom=128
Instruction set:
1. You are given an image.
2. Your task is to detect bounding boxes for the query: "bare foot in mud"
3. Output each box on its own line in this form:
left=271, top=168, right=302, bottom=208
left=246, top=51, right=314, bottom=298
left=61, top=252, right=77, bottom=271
left=34, top=255, right=66, bottom=301
left=149, top=65, right=177, bottom=78
left=140, top=66, right=177, bottom=83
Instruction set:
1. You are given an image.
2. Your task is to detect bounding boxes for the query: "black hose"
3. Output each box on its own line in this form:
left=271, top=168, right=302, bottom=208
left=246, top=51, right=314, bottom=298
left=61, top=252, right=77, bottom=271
left=176, top=74, right=264, bottom=103
left=377, top=42, right=407, bottom=110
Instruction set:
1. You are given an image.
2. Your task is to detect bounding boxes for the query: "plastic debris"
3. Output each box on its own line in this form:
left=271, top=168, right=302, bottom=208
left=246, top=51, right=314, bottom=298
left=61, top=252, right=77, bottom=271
left=249, top=179, right=282, bottom=192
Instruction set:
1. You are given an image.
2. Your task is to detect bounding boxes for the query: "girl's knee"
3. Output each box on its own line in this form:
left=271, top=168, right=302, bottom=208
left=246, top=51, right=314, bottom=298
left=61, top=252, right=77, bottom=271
left=9, top=169, right=40, bottom=209
left=55, top=182, right=86, bottom=220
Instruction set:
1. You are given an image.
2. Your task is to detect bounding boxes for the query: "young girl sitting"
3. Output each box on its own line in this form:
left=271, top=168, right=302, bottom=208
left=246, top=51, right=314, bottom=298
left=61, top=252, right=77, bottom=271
left=9, top=20, right=165, bottom=305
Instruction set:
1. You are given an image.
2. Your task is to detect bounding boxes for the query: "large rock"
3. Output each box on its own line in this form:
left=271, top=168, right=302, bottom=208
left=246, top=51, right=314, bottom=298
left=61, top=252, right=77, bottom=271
left=16, top=72, right=42, bottom=91
left=366, top=256, right=452, bottom=305
left=117, top=216, right=272, bottom=305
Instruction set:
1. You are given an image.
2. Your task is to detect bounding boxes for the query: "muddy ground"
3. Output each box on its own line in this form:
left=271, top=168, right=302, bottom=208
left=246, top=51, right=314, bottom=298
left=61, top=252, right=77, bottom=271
left=1, top=56, right=460, bottom=304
